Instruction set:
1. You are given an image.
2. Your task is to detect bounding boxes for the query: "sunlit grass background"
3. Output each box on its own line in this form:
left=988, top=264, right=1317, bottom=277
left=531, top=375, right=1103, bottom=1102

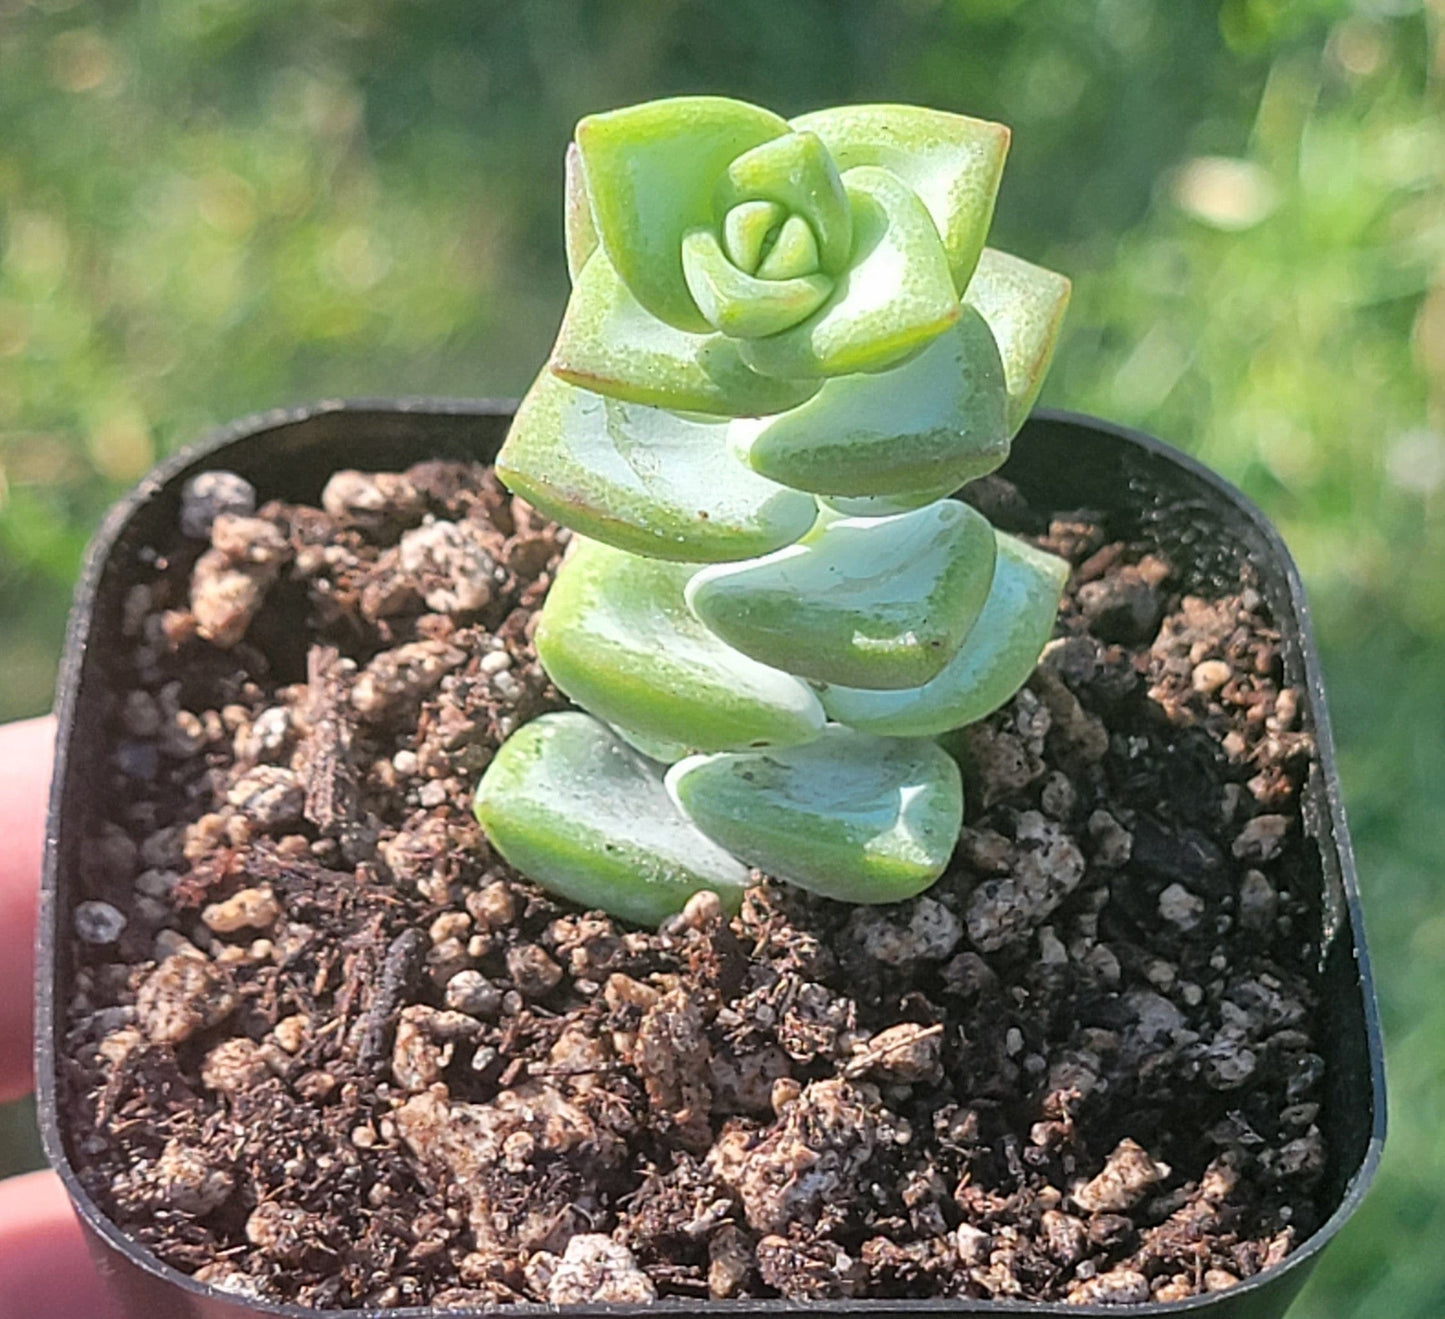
left=1, top=1, right=1440, bottom=1313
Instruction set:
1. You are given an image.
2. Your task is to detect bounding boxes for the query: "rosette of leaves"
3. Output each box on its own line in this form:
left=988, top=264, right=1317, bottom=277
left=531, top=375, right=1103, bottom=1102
left=476, top=97, right=1072, bottom=926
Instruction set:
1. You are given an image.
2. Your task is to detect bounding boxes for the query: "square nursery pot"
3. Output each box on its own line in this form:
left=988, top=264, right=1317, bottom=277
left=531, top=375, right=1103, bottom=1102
left=36, top=399, right=1385, bottom=1319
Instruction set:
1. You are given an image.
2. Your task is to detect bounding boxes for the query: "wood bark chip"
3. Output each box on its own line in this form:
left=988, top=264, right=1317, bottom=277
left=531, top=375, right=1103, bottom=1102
left=301, top=644, right=360, bottom=834
left=356, top=927, right=428, bottom=1073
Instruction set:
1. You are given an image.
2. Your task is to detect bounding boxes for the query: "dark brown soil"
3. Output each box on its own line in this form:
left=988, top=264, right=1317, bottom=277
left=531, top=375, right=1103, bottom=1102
left=60, top=458, right=1326, bottom=1308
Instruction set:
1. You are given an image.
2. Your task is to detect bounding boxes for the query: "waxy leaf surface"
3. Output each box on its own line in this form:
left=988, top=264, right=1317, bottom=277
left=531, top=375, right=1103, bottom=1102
left=723, top=200, right=785, bottom=273
left=552, top=255, right=821, bottom=417
left=687, top=501, right=997, bottom=691
left=681, top=228, right=832, bottom=338
left=716, top=130, right=852, bottom=275
left=792, top=104, right=1008, bottom=293
left=755, top=214, right=821, bottom=280
left=563, top=142, right=598, bottom=282
left=577, top=96, right=788, bottom=332
left=666, top=727, right=963, bottom=903
left=820, top=533, right=1067, bottom=736
left=964, top=248, right=1072, bottom=433
left=498, top=373, right=817, bottom=562
left=734, top=305, right=1009, bottom=496
left=739, top=166, right=959, bottom=381
left=475, top=712, right=749, bottom=927
left=537, top=537, right=824, bottom=754
left=606, top=721, right=692, bottom=765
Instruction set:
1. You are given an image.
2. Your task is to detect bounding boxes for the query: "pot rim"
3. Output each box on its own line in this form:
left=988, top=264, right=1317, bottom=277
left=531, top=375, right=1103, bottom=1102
left=33, top=397, right=1387, bottom=1318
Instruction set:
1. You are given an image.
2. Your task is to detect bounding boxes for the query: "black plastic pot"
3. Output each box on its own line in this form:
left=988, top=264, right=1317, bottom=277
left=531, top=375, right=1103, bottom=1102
left=36, top=399, right=1385, bottom=1319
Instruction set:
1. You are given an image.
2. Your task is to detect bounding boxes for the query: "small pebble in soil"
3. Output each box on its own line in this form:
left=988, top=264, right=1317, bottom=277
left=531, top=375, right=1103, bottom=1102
left=1073, top=1138, right=1172, bottom=1213
left=321, top=469, right=425, bottom=527
left=272, top=1014, right=309, bottom=1053
left=202, top=886, right=280, bottom=933
left=179, top=471, right=256, bottom=540
left=225, top=766, right=305, bottom=829
left=1234, top=813, right=1290, bottom=861
left=1069, top=1267, right=1151, bottom=1305
left=74, top=900, right=127, bottom=945
left=1240, top=869, right=1279, bottom=930
left=1158, top=882, right=1206, bottom=930
left=847, top=896, right=962, bottom=965
left=469, top=879, right=519, bottom=930
left=506, top=944, right=564, bottom=997
left=135, top=955, right=237, bottom=1044
left=537, top=1234, right=657, bottom=1305
left=150, top=1138, right=235, bottom=1214
left=200, top=1038, right=274, bottom=1094
left=190, top=514, right=292, bottom=648
left=399, top=520, right=496, bottom=615
left=443, top=970, right=503, bottom=1018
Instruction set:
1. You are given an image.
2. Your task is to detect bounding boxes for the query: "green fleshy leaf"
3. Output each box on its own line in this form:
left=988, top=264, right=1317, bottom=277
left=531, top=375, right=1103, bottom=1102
left=475, top=712, right=749, bottom=927
left=687, top=501, right=997, bottom=691
left=607, top=721, right=692, bottom=764
left=738, top=165, right=960, bottom=380
left=792, top=104, right=1009, bottom=293
left=563, top=142, right=598, bottom=283
left=537, top=537, right=825, bottom=753
left=681, top=228, right=832, bottom=338
left=755, top=214, right=820, bottom=280
left=666, top=727, right=962, bottom=903
left=576, top=96, right=789, bottom=332
left=552, top=254, right=823, bottom=417
left=497, top=372, right=818, bottom=563
left=723, top=200, right=785, bottom=273
left=964, top=248, right=1072, bottom=433
left=732, top=305, right=1009, bottom=497
left=820, top=533, right=1067, bottom=736
left=717, top=130, right=851, bottom=275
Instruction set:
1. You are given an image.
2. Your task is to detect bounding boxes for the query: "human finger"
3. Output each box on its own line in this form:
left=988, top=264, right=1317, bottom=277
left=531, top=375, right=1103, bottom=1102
left=0, top=1168, right=122, bottom=1319
left=0, top=715, right=56, bottom=1104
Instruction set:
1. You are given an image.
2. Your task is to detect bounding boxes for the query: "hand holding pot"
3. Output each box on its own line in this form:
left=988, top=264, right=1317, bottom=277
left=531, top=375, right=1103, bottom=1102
left=0, top=716, right=121, bottom=1319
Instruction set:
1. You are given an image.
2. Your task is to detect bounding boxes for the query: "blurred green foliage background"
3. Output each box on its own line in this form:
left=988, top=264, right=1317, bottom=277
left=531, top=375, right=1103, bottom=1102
left=0, top=0, right=1440, bottom=1313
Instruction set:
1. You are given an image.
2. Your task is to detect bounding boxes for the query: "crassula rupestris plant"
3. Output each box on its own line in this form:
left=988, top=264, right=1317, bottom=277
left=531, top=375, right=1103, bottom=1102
left=474, top=96, right=1071, bottom=926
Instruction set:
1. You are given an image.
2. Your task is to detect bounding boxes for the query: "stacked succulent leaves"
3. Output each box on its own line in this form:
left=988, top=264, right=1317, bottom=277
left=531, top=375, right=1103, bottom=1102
left=475, top=97, right=1071, bottom=925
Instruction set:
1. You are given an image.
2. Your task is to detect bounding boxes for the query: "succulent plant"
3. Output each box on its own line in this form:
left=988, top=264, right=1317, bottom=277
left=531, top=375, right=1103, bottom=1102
left=475, top=96, right=1071, bottom=921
